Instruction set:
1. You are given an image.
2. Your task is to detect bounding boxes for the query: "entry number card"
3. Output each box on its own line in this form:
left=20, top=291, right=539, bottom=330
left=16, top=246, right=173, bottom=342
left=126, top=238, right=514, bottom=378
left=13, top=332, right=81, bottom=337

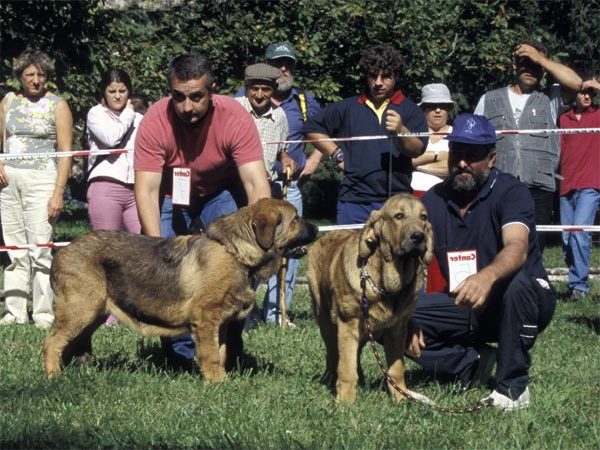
left=172, top=168, right=191, bottom=206
left=447, top=250, right=477, bottom=292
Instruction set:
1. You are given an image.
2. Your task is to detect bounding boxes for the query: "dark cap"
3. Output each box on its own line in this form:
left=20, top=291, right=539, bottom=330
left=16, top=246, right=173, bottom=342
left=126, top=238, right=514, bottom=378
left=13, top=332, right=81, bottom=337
left=445, top=114, right=496, bottom=145
left=265, top=42, right=296, bottom=61
left=244, top=63, right=282, bottom=83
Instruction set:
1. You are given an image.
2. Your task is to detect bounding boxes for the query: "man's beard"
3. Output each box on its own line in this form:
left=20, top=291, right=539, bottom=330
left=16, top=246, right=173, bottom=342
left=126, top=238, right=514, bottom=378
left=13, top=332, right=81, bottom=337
left=449, top=167, right=489, bottom=193
left=276, top=73, right=294, bottom=94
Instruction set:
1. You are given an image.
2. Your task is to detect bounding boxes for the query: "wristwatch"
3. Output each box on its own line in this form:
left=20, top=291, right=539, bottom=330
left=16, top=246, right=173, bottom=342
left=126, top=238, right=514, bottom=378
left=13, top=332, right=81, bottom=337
left=330, top=148, right=344, bottom=164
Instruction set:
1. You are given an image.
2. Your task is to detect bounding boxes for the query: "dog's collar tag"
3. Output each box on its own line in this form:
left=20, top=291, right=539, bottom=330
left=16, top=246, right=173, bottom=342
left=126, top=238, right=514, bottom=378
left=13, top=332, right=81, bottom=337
left=172, top=168, right=191, bottom=206
left=446, top=250, right=477, bottom=292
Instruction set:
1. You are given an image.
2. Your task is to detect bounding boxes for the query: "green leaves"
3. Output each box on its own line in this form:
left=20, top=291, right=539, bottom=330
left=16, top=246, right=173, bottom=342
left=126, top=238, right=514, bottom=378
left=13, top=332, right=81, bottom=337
left=3, top=0, right=595, bottom=124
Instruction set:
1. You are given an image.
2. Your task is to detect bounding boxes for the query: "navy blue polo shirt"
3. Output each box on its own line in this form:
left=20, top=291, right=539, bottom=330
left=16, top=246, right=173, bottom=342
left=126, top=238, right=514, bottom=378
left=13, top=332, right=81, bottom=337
left=302, top=90, right=428, bottom=203
left=422, top=167, right=547, bottom=283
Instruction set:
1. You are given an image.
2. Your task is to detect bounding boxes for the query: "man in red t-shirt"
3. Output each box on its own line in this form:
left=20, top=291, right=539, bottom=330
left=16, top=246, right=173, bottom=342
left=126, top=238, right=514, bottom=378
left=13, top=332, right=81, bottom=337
left=559, top=76, right=600, bottom=301
left=134, top=54, right=271, bottom=369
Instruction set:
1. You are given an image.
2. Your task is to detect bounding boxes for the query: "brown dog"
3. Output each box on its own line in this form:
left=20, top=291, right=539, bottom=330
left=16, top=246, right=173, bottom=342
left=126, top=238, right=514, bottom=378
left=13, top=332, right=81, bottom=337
left=44, top=198, right=318, bottom=380
left=307, top=194, right=433, bottom=404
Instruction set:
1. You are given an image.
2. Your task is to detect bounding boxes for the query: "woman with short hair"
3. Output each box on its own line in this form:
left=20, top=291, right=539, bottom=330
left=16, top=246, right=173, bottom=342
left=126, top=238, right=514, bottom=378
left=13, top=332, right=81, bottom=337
left=411, top=83, right=455, bottom=198
left=0, top=49, right=73, bottom=329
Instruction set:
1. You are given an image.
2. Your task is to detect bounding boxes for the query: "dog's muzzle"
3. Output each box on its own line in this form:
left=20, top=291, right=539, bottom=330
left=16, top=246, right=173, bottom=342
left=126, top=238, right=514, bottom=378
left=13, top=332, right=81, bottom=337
left=284, top=221, right=318, bottom=258
left=403, top=230, right=427, bottom=257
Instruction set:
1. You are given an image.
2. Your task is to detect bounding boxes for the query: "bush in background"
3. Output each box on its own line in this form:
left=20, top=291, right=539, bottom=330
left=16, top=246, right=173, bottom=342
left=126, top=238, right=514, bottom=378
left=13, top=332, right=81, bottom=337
left=1, top=0, right=598, bottom=219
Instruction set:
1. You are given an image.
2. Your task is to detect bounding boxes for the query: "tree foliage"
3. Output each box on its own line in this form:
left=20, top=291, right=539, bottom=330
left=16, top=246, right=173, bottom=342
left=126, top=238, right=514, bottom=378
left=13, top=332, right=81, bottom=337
left=1, top=0, right=598, bottom=218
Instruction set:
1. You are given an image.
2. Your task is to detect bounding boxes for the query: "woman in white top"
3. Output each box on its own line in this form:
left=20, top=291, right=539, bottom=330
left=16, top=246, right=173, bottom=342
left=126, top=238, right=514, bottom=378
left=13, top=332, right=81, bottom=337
left=86, top=69, right=142, bottom=325
left=86, top=69, right=142, bottom=233
left=411, top=83, right=455, bottom=198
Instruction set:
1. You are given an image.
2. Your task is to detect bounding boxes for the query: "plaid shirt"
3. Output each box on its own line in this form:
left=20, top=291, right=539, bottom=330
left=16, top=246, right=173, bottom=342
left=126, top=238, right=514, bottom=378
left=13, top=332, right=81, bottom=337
left=236, top=96, right=289, bottom=181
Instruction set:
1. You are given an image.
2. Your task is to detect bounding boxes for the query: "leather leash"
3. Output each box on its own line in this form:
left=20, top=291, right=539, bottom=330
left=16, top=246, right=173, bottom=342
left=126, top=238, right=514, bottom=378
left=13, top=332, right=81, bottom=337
left=359, top=267, right=494, bottom=413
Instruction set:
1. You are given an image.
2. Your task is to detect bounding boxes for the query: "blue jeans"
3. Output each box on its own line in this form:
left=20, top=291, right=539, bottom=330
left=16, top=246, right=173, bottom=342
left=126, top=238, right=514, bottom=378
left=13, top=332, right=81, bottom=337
left=263, top=180, right=302, bottom=324
left=560, top=189, right=600, bottom=292
left=337, top=200, right=385, bottom=225
left=160, top=189, right=242, bottom=362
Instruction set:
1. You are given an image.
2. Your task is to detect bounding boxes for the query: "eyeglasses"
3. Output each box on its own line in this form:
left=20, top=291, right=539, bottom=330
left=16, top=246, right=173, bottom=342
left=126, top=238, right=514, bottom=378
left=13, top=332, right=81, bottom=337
left=422, top=104, right=453, bottom=112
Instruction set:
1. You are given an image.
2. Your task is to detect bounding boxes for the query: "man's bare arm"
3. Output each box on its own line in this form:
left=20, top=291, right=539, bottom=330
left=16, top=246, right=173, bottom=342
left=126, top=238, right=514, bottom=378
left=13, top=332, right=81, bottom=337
left=453, top=223, right=529, bottom=310
left=385, top=110, right=426, bottom=157
left=517, top=44, right=582, bottom=103
left=304, top=133, right=344, bottom=171
left=304, top=132, right=338, bottom=157
left=134, top=171, right=163, bottom=237
left=298, top=149, right=323, bottom=180
left=238, top=160, right=271, bottom=205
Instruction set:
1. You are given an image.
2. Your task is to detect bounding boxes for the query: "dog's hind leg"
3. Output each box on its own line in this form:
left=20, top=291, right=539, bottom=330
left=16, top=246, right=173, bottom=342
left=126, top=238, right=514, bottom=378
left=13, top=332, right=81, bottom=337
left=61, top=318, right=105, bottom=368
left=44, top=330, right=66, bottom=377
left=43, top=295, right=106, bottom=377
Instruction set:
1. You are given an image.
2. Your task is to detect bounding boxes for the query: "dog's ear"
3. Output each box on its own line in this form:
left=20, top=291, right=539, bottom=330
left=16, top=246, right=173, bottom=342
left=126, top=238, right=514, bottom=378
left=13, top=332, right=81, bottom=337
left=423, top=220, right=434, bottom=265
left=252, top=210, right=281, bottom=251
left=358, top=209, right=382, bottom=259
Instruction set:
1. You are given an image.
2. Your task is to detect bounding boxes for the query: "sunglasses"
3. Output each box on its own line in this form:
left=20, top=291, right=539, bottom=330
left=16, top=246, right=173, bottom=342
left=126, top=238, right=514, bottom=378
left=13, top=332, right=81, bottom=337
left=422, top=103, right=453, bottom=111
left=580, top=88, right=596, bottom=97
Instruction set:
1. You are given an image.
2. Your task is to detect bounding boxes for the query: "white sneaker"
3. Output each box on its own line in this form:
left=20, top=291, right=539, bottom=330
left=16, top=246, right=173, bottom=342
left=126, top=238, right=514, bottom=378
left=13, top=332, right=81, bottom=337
left=0, top=313, right=27, bottom=326
left=278, top=318, right=296, bottom=329
left=34, top=319, right=53, bottom=330
left=481, top=387, right=530, bottom=411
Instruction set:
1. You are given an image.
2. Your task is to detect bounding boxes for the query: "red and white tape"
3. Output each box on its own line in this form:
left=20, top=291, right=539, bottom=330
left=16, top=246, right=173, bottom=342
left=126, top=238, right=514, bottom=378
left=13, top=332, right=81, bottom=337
left=0, top=242, right=70, bottom=252
left=0, top=127, right=598, bottom=161
left=0, top=225, right=598, bottom=252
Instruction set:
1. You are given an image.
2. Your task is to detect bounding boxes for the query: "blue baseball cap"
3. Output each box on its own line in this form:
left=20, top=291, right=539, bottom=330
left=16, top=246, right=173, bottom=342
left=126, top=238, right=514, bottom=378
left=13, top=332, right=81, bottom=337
left=445, top=114, right=496, bottom=145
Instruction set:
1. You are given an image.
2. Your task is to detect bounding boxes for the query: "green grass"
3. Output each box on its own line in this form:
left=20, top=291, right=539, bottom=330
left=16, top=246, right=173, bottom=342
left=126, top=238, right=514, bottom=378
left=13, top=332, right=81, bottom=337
left=0, top=282, right=599, bottom=448
left=1, top=216, right=599, bottom=448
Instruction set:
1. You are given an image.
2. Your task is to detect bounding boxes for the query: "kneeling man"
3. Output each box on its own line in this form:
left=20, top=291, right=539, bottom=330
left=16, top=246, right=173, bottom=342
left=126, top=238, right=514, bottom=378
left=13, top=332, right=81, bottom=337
left=407, top=114, right=556, bottom=410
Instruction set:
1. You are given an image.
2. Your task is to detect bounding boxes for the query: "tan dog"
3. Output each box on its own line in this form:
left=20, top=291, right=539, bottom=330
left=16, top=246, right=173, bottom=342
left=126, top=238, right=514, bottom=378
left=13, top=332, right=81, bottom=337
left=44, top=198, right=318, bottom=380
left=307, top=194, right=433, bottom=404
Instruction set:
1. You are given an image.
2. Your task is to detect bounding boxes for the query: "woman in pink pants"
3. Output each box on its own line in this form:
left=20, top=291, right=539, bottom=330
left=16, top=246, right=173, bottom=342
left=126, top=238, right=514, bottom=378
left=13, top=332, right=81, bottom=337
left=86, top=69, right=143, bottom=325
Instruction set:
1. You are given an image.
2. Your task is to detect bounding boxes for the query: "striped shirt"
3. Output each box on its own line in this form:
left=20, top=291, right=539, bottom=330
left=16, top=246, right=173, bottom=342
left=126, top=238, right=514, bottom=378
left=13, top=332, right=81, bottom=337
left=236, top=96, right=289, bottom=181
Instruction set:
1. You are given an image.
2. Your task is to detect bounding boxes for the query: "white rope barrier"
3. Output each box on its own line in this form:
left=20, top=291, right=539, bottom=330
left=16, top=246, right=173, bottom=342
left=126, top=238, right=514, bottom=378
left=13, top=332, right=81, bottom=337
left=265, top=127, right=600, bottom=145
left=0, top=149, right=129, bottom=161
left=0, top=127, right=598, bottom=161
left=317, top=224, right=600, bottom=233
left=0, top=225, right=598, bottom=252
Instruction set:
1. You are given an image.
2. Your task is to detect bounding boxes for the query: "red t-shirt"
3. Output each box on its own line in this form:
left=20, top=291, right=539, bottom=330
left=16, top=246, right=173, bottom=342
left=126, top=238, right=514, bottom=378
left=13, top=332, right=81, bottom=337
left=559, top=106, right=600, bottom=196
left=134, top=94, right=264, bottom=197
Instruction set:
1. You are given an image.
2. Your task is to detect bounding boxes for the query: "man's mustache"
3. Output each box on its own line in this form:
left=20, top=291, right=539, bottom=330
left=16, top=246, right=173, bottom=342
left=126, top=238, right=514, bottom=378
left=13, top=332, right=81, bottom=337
left=456, top=167, right=474, bottom=176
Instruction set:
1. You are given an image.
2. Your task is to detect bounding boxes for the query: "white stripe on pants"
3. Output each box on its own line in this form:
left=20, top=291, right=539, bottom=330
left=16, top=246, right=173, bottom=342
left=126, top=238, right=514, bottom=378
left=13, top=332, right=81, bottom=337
left=1, top=166, right=56, bottom=323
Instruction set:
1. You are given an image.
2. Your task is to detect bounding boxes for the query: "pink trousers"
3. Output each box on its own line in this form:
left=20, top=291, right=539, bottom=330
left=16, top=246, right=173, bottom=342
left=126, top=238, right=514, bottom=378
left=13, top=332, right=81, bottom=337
left=87, top=180, right=141, bottom=234
left=87, top=180, right=141, bottom=326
